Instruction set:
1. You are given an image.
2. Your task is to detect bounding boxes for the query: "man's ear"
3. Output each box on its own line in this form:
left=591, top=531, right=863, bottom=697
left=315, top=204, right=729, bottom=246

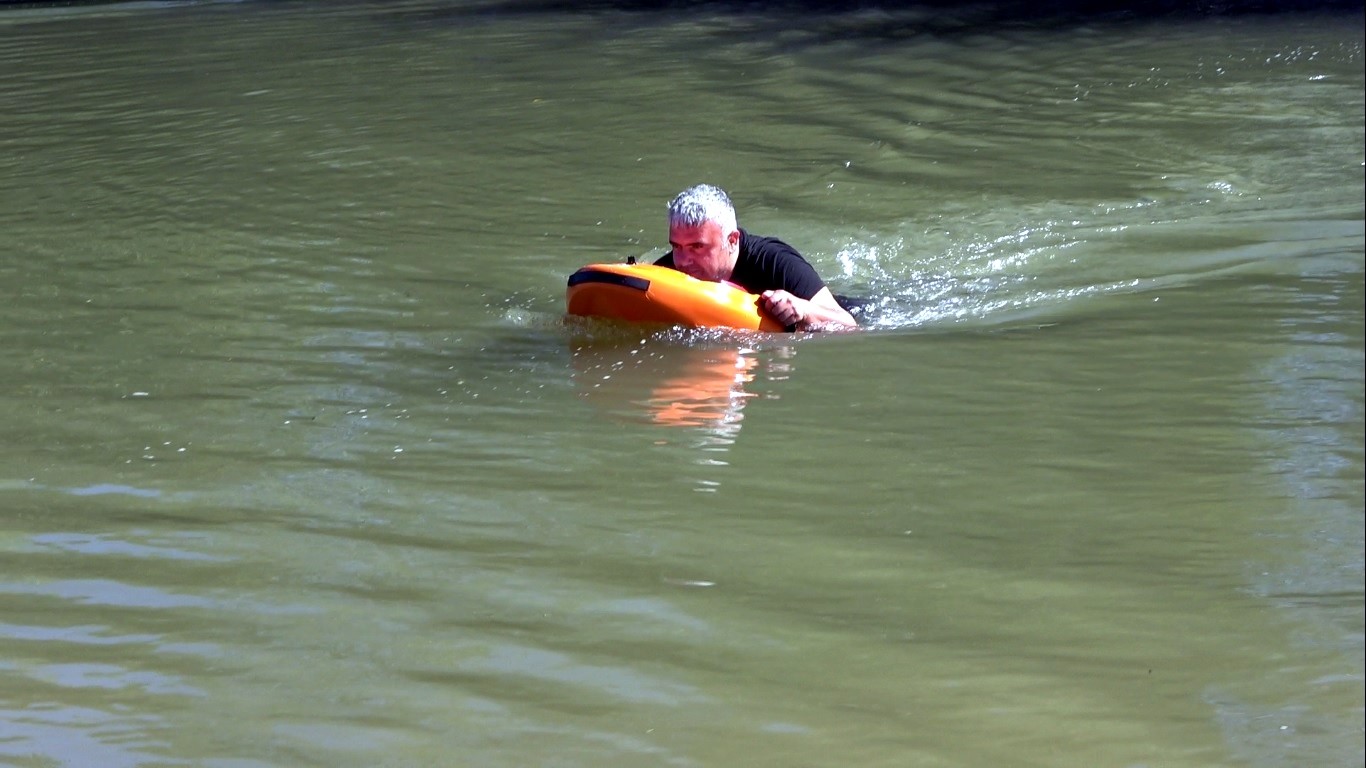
left=727, top=229, right=741, bottom=249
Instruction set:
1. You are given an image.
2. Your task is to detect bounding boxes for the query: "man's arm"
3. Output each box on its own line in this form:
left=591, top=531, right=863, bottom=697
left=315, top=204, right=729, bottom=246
left=761, top=287, right=859, bottom=332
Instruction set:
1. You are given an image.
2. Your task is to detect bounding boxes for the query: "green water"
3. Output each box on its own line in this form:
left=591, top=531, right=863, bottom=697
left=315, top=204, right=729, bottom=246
left=0, top=3, right=1361, bottom=766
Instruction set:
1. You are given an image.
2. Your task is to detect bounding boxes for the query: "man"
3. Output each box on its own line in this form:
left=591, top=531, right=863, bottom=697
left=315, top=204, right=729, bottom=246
left=654, top=184, right=858, bottom=332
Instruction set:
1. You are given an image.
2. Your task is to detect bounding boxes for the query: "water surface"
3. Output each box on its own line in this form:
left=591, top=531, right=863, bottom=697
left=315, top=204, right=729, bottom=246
left=0, top=2, right=1361, bottom=766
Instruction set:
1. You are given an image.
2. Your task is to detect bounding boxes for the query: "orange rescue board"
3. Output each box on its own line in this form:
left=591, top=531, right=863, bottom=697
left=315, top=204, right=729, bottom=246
left=566, top=263, right=785, bottom=332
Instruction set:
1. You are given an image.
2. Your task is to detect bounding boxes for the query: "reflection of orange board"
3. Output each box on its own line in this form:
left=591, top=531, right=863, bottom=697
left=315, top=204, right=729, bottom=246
left=567, top=263, right=785, bottom=332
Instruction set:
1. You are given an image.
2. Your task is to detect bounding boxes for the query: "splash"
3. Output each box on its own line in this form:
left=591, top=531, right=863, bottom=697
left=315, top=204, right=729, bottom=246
left=822, top=174, right=1342, bottom=332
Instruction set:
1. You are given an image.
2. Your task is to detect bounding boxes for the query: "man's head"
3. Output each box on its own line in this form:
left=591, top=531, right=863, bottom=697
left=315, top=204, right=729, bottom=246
left=667, top=184, right=741, bottom=282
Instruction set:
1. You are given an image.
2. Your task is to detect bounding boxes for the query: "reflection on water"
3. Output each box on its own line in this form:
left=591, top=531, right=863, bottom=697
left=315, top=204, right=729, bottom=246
left=570, top=328, right=797, bottom=469
left=643, top=347, right=755, bottom=432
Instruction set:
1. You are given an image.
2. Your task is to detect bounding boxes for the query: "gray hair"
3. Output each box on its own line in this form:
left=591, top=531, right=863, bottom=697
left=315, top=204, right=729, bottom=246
left=667, top=184, right=737, bottom=233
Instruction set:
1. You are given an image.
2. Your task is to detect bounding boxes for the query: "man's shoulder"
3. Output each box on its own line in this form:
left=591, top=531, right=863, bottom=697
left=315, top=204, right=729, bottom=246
left=734, top=229, right=825, bottom=299
left=739, top=230, right=800, bottom=259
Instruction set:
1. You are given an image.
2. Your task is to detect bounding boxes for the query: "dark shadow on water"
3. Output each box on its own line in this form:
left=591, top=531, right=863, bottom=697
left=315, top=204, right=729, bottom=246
left=4, top=0, right=1359, bottom=29
left=384, top=0, right=1365, bottom=34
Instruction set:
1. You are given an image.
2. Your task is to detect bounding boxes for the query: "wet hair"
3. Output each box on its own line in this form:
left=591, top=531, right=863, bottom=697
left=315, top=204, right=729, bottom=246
left=667, top=184, right=738, bottom=233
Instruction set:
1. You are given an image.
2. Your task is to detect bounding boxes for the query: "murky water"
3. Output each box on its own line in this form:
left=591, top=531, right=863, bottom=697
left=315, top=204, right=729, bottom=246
left=1, top=2, right=1361, bottom=766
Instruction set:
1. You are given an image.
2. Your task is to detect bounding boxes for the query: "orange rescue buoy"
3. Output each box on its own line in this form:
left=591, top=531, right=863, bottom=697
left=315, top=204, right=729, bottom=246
left=566, top=263, right=785, bottom=332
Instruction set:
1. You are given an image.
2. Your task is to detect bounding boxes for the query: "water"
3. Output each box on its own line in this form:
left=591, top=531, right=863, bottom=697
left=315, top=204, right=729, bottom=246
left=0, top=2, right=1361, bottom=766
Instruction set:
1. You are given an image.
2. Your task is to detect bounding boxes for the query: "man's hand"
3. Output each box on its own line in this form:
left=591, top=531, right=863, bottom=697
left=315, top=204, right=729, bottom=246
left=761, top=288, right=859, bottom=332
left=760, top=289, right=807, bottom=329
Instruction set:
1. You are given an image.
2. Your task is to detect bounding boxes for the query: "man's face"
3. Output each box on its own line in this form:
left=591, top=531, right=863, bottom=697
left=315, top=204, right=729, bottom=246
left=669, top=220, right=739, bottom=282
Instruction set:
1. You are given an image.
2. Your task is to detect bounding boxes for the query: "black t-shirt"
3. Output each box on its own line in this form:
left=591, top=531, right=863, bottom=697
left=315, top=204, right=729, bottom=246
left=654, top=230, right=826, bottom=300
